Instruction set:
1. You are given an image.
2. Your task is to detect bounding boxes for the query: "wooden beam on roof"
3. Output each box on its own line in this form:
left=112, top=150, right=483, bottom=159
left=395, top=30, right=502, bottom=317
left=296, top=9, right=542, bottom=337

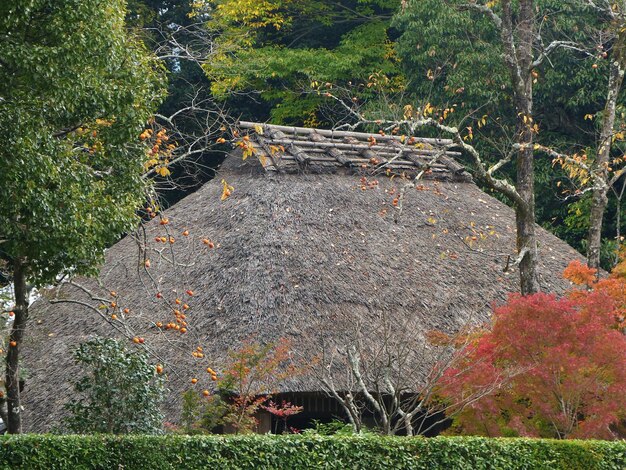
left=239, top=121, right=454, bottom=146
left=360, top=148, right=388, bottom=164
left=265, top=127, right=312, bottom=166
left=256, top=138, right=461, bottom=157
left=309, top=132, right=353, bottom=167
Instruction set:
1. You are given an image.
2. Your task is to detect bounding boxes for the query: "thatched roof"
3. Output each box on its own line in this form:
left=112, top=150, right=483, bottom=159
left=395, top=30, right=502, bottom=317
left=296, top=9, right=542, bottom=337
left=22, top=123, right=582, bottom=432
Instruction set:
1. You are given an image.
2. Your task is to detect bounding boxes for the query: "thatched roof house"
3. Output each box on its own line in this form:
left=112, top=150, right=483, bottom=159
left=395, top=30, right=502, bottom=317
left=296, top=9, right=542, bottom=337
left=22, top=122, right=582, bottom=432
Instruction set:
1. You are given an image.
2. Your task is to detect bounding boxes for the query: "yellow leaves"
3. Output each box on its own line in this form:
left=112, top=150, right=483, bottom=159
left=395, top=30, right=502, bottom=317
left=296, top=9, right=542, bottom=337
left=269, top=144, right=285, bottom=156
left=207, top=0, right=287, bottom=31
left=614, top=132, right=625, bottom=142
left=156, top=166, right=171, bottom=177
left=95, top=118, right=113, bottom=127
left=221, top=179, right=234, bottom=201
left=144, top=158, right=159, bottom=170
left=254, top=124, right=264, bottom=135
left=403, top=104, right=413, bottom=120
left=463, top=126, right=473, bottom=141
left=584, top=114, right=594, bottom=121
left=427, top=216, right=437, bottom=225
left=242, top=142, right=256, bottom=160
left=441, top=107, right=454, bottom=120
left=554, top=152, right=591, bottom=186
left=477, top=115, right=488, bottom=129
left=423, top=102, right=434, bottom=117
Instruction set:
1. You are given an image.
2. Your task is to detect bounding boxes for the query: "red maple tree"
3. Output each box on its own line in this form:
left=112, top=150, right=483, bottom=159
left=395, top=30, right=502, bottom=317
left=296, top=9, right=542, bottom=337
left=440, top=260, right=626, bottom=439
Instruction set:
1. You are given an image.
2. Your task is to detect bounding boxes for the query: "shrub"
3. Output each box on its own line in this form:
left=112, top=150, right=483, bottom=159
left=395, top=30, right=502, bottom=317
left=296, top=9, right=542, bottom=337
left=0, top=435, right=624, bottom=470
left=63, top=337, right=165, bottom=434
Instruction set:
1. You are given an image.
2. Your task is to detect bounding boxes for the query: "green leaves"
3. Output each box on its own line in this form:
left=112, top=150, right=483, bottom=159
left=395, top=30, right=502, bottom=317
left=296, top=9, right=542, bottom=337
left=201, top=0, right=402, bottom=125
left=0, top=0, right=166, bottom=285
left=63, top=337, right=165, bottom=434
left=0, top=435, right=624, bottom=469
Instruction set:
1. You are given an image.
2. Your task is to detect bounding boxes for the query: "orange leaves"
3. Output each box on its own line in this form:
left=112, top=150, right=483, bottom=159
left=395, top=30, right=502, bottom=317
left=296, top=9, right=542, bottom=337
left=269, top=145, right=284, bottom=156
left=220, top=179, right=234, bottom=201
left=563, top=260, right=597, bottom=287
left=139, top=128, right=153, bottom=141
left=156, top=166, right=171, bottom=177
left=143, top=127, right=176, bottom=177
left=239, top=138, right=256, bottom=160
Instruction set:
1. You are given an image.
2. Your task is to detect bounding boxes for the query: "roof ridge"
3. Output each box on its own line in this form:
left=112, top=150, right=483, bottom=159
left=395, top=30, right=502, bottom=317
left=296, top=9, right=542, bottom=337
left=239, top=121, right=454, bottom=146
left=237, top=121, right=471, bottom=181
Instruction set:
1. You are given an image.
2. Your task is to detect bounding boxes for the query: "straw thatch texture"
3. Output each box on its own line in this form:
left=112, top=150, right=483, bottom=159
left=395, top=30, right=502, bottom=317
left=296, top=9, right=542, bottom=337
left=21, top=124, right=582, bottom=432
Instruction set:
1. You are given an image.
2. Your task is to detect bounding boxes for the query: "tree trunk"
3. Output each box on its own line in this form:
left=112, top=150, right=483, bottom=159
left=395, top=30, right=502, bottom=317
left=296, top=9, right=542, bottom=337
left=587, top=29, right=626, bottom=272
left=516, top=99, right=540, bottom=295
left=506, top=0, right=540, bottom=294
left=6, top=259, right=28, bottom=434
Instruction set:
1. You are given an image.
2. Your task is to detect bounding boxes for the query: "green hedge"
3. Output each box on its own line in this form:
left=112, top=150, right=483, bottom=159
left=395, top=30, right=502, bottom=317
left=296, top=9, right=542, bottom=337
left=0, top=435, right=624, bottom=470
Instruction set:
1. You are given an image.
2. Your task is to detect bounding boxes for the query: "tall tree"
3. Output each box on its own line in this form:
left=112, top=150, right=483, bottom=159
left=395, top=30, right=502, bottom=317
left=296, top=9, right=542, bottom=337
left=0, top=0, right=165, bottom=433
left=395, top=0, right=602, bottom=293
left=587, top=5, right=626, bottom=272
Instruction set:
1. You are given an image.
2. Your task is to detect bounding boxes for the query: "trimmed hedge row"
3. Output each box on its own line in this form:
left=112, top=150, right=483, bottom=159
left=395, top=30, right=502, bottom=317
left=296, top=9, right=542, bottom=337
left=0, top=434, right=624, bottom=470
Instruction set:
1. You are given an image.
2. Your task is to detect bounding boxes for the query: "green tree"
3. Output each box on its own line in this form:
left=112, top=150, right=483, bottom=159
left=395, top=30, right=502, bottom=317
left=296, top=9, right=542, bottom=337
left=394, top=1, right=626, bottom=272
left=394, top=0, right=609, bottom=293
left=64, top=337, right=165, bottom=434
left=196, top=0, right=402, bottom=125
left=0, top=0, right=165, bottom=433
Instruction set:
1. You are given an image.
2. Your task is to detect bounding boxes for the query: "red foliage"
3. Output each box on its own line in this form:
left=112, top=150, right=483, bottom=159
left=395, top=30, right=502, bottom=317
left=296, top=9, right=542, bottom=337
left=262, top=400, right=303, bottom=433
left=442, top=263, right=626, bottom=439
left=262, top=400, right=303, bottom=419
left=217, top=338, right=303, bottom=433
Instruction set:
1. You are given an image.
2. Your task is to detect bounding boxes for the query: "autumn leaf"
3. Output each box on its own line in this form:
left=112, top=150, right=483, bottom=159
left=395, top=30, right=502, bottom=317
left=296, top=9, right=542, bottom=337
left=221, top=179, right=234, bottom=201
left=156, top=166, right=171, bottom=177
